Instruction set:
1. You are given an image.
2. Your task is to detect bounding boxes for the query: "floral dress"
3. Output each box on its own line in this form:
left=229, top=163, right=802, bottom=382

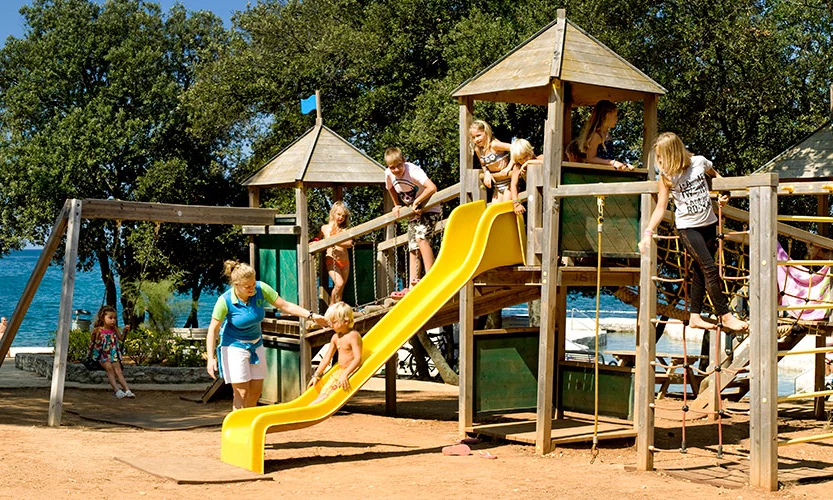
left=90, top=328, right=122, bottom=363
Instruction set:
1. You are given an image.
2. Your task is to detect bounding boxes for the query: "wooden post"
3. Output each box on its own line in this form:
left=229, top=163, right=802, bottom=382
left=459, top=280, right=475, bottom=435
left=248, top=187, right=260, bottom=268
left=296, top=185, right=313, bottom=388
left=380, top=192, right=397, bottom=416
left=315, top=89, right=323, bottom=126
left=458, top=96, right=476, bottom=434
left=748, top=176, right=779, bottom=491
left=459, top=97, right=475, bottom=204
left=636, top=190, right=658, bottom=470
left=635, top=93, right=660, bottom=469
left=536, top=75, right=566, bottom=454
left=814, top=334, right=826, bottom=419
left=642, top=95, right=658, bottom=180
left=48, top=199, right=82, bottom=427
left=554, top=286, right=568, bottom=419
left=0, top=202, right=69, bottom=366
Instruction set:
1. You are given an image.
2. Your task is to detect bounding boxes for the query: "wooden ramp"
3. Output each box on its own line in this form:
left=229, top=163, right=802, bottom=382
left=471, top=412, right=635, bottom=446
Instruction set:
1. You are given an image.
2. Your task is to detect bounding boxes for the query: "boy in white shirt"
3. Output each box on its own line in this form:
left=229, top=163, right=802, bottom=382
left=384, top=147, right=440, bottom=296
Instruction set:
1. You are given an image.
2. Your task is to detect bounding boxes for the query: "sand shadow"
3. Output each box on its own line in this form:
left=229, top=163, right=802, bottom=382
left=264, top=445, right=445, bottom=473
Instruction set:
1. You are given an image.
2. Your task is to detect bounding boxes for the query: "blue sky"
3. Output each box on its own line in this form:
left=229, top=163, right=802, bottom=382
left=0, top=0, right=251, bottom=45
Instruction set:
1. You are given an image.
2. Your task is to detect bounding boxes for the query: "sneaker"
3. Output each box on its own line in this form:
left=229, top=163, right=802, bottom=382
left=124, top=390, right=135, bottom=398
left=115, top=390, right=127, bottom=399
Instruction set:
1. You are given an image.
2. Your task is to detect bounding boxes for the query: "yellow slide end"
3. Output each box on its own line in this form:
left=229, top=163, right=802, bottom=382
left=220, top=200, right=525, bottom=473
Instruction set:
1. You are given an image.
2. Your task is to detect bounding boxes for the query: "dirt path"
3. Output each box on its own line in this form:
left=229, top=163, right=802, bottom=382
left=1, top=386, right=831, bottom=499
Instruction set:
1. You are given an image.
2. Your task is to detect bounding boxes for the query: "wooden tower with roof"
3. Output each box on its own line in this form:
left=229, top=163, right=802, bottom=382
left=451, top=9, right=666, bottom=458
left=241, top=92, right=387, bottom=385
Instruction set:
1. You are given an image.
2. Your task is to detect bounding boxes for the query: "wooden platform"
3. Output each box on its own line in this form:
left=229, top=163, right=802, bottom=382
left=650, top=459, right=833, bottom=489
left=471, top=412, right=636, bottom=446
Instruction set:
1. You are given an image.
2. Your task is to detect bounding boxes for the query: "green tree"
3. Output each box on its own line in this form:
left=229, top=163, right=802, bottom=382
left=0, top=0, right=243, bottom=326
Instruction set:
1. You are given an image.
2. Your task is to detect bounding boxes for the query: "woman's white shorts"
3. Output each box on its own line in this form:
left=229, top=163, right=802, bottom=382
left=220, top=343, right=266, bottom=384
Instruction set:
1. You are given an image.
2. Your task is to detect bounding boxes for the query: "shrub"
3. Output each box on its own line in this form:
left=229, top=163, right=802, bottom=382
left=122, top=327, right=173, bottom=366
left=48, top=329, right=93, bottom=363
left=122, top=327, right=206, bottom=367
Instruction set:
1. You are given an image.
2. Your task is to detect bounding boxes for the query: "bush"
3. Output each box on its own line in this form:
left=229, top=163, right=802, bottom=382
left=122, top=327, right=206, bottom=367
left=48, top=329, right=93, bottom=363
left=122, top=327, right=172, bottom=366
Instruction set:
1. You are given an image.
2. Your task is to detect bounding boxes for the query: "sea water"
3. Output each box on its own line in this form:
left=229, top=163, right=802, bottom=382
left=0, top=249, right=220, bottom=347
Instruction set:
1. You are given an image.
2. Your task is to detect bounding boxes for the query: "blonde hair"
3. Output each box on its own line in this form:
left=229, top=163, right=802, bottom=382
left=384, top=147, right=405, bottom=165
left=329, top=201, right=351, bottom=229
left=510, top=138, right=535, bottom=165
left=578, top=100, right=618, bottom=153
left=653, top=132, right=692, bottom=179
left=223, top=260, right=255, bottom=285
left=325, top=301, right=354, bottom=329
left=469, top=119, right=495, bottom=154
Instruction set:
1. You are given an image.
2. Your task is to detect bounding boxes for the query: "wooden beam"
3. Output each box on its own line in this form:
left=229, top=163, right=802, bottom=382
left=296, top=186, right=313, bottom=389
left=536, top=74, right=565, bottom=455
left=552, top=180, right=658, bottom=198
left=636, top=191, right=658, bottom=471
left=308, top=184, right=459, bottom=254
left=643, top=95, right=658, bottom=181
left=712, top=173, right=778, bottom=191
left=48, top=199, right=82, bottom=427
left=748, top=184, right=779, bottom=491
left=241, top=225, right=301, bottom=235
left=80, top=199, right=283, bottom=225
left=0, top=202, right=69, bottom=366
left=459, top=280, right=475, bottom=436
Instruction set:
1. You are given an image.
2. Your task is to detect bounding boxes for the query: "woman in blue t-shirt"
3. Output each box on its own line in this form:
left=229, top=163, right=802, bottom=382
left=207, top=260, right=329, bottom=410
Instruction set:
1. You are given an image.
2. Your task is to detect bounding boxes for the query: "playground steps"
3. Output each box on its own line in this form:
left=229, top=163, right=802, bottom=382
left=693, top=327, right=809, bottom=409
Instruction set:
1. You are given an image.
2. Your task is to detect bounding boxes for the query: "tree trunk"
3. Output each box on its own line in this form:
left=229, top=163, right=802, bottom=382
left=184, top=284, right=202, bottom=328
left=408, top=336, right=431, bottom=379
left=96, top=248, right=117, bottom=307
left=416, top=330, right=458, bottom=385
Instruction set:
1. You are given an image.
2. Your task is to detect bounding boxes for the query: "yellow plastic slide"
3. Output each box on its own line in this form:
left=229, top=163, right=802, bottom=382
left=220, top=200, right=526, bottom=473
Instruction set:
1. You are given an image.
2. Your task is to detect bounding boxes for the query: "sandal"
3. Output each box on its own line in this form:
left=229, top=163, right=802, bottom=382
left=410, top=278, right=421, bottom=286
left=390, top=288, right=410, bottom=299
left=441, top=444, right=471, bottom=456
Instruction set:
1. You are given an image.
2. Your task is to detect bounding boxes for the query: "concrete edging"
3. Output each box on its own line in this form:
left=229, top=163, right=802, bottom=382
left=14, top=353, right=212, bottom=385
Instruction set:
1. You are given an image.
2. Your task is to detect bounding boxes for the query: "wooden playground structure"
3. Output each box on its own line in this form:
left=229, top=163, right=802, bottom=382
left=4, top=9, right=833, bottom=493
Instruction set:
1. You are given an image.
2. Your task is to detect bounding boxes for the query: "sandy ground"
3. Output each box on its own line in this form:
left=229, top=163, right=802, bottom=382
left=2, top=381, right=833, bottom=499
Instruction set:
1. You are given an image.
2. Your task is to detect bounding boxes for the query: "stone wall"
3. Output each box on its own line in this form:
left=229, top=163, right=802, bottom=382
left=15, top=353, right=212, bottom=385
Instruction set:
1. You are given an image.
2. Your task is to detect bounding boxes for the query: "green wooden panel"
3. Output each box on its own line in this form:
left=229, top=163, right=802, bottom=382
left=258, top=248, right=278, bottom=290
left=342, top=243, right=376, bottom=306
left=474, top=333, right=539, bottom=414
left=256, top=234, right=298, bottom=306
left=280, top=346, right=301, bottom=402
left=559, top=364, right=634, bottom=420
left=559, top=168, right=645, bottom=258
left=260, top=344, right=280, bottom=404
left=279, top=247, right=298, bottom=304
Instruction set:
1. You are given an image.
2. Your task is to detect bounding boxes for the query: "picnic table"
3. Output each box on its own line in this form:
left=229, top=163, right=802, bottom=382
left=605, top=350, right=707, bottom=398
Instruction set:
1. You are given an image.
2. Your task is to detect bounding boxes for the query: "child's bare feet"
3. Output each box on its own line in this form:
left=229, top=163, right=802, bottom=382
left=688, top=315, right=716, bottom=330
left=720, top=313, right=749, bottom=332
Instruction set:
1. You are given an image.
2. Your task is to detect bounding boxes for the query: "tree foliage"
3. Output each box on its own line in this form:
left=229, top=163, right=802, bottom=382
left=0, top=0, right=245, bottom=326
left=2, top=0, right=832, bottom=324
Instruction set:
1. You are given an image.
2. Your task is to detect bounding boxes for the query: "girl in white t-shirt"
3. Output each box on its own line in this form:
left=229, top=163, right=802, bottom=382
left=638, top=132, right=748, bottom=333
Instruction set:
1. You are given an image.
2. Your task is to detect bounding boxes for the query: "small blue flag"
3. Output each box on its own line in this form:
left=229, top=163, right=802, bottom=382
left=301, top=94, right=317, bottom=115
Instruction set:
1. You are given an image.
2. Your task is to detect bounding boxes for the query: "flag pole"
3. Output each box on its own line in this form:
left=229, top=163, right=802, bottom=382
left=315, top=89, right=322, bottom=125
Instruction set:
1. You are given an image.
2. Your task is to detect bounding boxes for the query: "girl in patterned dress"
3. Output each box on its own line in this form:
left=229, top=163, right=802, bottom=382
left=89, top=306, right=134, bottom=398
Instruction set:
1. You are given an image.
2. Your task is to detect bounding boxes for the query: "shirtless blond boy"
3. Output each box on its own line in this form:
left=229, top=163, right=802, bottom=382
left=308, top=302, right=362, bottom=403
